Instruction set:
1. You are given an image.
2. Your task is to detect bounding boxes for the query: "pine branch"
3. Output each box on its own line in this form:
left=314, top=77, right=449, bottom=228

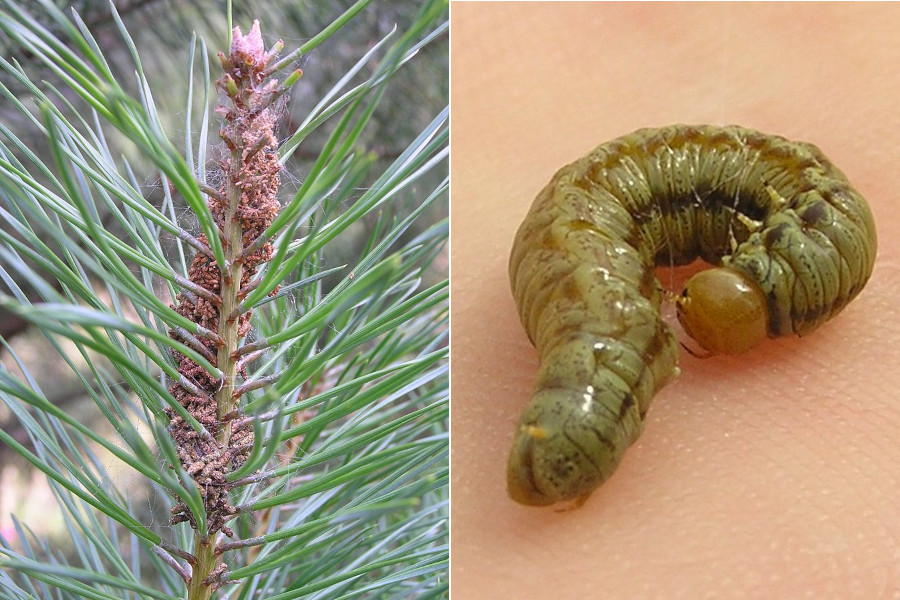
left=0, top=1, right=449, bottom=597
left=161, top=20, right=286, bottom=597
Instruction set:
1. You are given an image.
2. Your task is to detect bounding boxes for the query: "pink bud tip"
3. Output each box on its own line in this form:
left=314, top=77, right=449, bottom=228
left=230, top=20, right=265, bottom=63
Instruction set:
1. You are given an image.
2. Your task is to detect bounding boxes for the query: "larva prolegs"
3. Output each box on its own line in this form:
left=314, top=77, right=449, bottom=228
left=508, top=125, right=877, bottom=507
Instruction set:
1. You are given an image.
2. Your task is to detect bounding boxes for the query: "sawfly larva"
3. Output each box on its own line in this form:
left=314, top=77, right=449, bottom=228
left=508, top=124, right=877, bottom=507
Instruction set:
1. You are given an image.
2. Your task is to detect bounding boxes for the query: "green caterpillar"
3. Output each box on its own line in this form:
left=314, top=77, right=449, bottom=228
left=508, top=125, right=877, bottom=506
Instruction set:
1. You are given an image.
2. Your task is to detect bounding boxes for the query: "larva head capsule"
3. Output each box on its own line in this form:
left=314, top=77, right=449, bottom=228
left=676, top=267, right=769, bottom=355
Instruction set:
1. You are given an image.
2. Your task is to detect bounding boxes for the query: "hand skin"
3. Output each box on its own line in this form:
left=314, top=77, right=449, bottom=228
left=450, top=3, right=900, bottom=599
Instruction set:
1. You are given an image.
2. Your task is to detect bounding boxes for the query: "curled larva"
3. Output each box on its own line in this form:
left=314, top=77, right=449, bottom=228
left=508, top=125, right=877, bottom=507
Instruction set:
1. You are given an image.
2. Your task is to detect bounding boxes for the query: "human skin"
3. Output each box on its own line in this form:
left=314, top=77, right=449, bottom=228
left=450, top=3, right=900, bottom=599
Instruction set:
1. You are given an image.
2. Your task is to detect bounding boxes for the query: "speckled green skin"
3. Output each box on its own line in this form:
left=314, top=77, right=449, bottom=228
left=508, top=125, right=877, bottom=506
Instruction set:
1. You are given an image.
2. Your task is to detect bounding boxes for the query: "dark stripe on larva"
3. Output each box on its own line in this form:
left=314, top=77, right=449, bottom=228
left=507, top=124, right=877, bottom=506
